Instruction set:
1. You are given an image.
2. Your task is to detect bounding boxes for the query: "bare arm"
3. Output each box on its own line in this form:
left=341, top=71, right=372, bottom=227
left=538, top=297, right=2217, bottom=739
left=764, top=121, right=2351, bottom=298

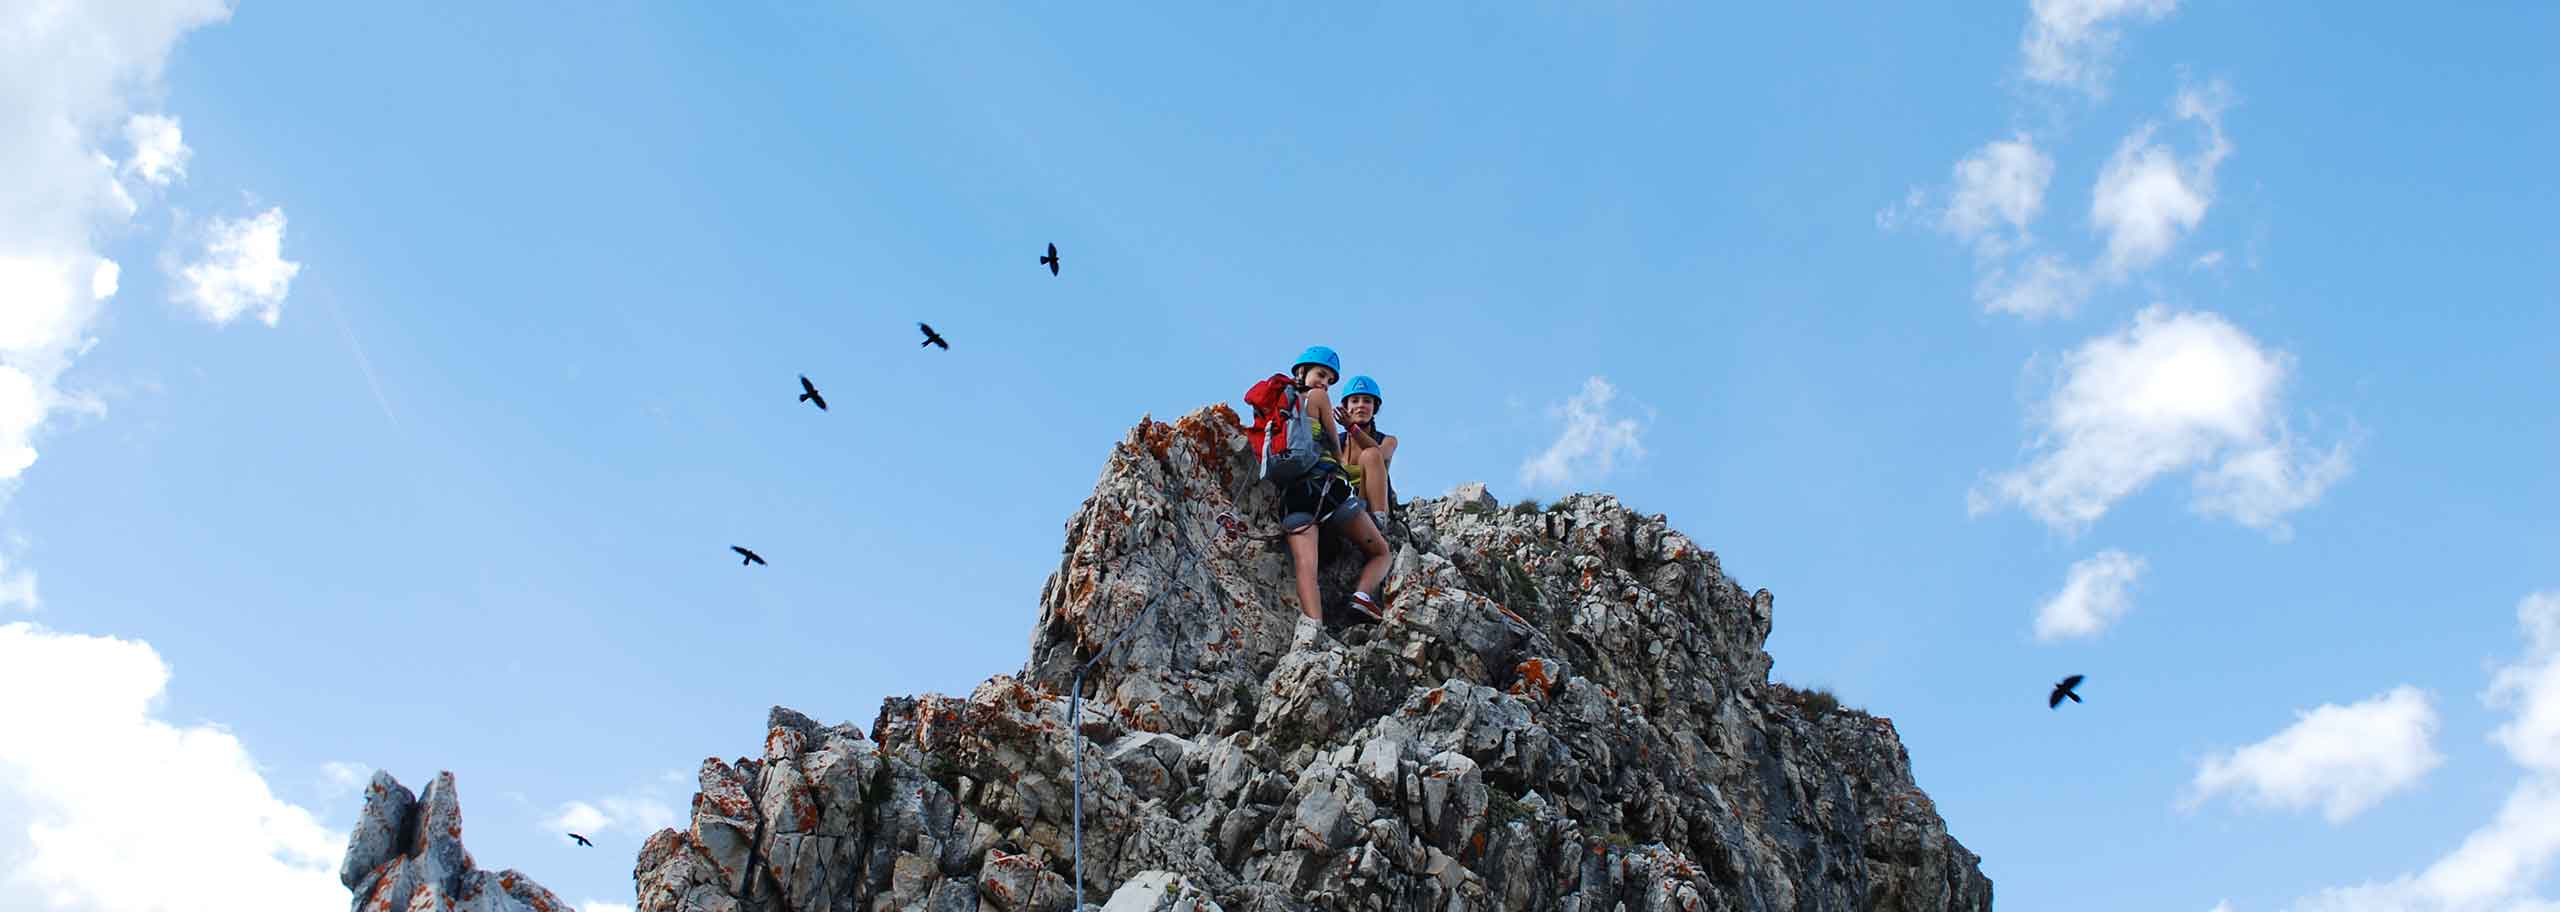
left=1302, top=383, right=1341, bottom=455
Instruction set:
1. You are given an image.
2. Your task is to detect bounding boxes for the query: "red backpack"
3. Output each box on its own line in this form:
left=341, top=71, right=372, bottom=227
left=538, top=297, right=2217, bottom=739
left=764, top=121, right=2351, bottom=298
left=1241, top=373, right=1322, bottom=483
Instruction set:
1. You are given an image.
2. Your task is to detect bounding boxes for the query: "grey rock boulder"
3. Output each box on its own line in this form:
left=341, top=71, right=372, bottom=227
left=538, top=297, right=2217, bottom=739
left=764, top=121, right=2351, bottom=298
left=339, top=771, right=570, bottom=912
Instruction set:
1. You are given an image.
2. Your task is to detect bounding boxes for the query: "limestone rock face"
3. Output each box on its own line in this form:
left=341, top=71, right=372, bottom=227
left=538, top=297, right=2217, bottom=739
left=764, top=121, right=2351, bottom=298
left=340, top=770, right=572, bottom=912
left=621, top=406, right=1991, bottom=911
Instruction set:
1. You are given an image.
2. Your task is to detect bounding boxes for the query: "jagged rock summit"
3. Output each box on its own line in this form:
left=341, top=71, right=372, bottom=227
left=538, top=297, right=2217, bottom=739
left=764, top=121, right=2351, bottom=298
left=344, top=405, right=1991, bottom=911
left=340, top=770, right=571, bottom=912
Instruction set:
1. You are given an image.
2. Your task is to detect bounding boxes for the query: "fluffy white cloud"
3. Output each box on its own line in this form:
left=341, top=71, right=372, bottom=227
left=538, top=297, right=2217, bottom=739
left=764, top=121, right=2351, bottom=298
left=2185, top=685, right=2441, bottom=824
left=2021, top=0, right=2179, bottom=94
left=546, top=793, right=679, bottom=841
left=2191, top=436, right=2354, bottom=538
left=120, top=114, right=189, bottom=187
left=0, top=255, right=117, bottom=482
left=2293, top=593, right=2560, bottom=911
left=1518, top=377, right=1646, bottom=491
left=2093, top=82, right=2234, bottom=276
left=174, top=206, right=301, bottom=328
left=91, top=259, right=121, bottom=300
left=553, top=802, right=609, bottom=835
left=2034, top=549, right=2144, bottom=640
left=2489, top=593, right=2560, bottom=774
left=1972, top=306, right=2349, bottom=537
left=0, top=0, right=233, bottom=484
left=1914, top=86, right=2234, bottom=320
left=1941, top=135, right=2054, bottom=256
left=0, top=621, right=346, bottom=912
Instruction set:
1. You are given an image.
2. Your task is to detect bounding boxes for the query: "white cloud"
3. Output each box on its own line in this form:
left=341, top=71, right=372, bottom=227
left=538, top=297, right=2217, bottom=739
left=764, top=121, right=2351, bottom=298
left=2192, top=250, right=2226, bottom=271
left=0, top=255, right=117, bottom=483
left=2185, top=685, right=2441, bottom=824
left=2488, top=593, right=2560, bottom=774
left=173, top=206, right=301, bottom=328
left=0, top=0, right=234, bottom=485
left=1941, top=135, right=2054, bottom=256
left=90, top=260, right=121, bottom=300
left=2210, top=903, right=2234, bottom=912
left=2092, top=82, right=2234, bottom=276
left=2293, top=593, right=2560, bottom=912
left=553, top=801, right=608, bottom=835
left=1972, top=306, right=2349, bottom=537
left=583, top=902, right=636, bottom=912
left=546, top=792, right=679, bottom=841
left=1975, top=252, right=2090, bottom=319
left=119, top=114, right=188, bottom=187
left=1518, top=377, right=1646, bottom=491
left=2191, top=436, right=2354, bottom=540
left=0, top=621, right=346, bottom=912
left=2021, top=0, right=2179, bottom=94
left=1913, top=86, right=2235, bottom=320
left=2034, top=549, right=2144, bottom=640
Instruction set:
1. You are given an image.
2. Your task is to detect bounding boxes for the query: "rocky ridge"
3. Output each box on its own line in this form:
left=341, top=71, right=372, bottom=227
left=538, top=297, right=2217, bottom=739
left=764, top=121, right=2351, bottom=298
left=344, top=404, right=1992, bottom=911
left=339, top=770, right=572, bottom=912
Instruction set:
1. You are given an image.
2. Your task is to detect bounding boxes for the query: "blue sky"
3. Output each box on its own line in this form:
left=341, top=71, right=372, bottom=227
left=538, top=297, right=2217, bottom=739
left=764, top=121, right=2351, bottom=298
left=0, top=2, right=2553, bottom=910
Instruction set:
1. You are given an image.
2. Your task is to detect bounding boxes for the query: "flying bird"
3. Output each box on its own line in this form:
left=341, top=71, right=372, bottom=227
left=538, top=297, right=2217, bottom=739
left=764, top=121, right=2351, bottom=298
left=918, top=323, right=949, bottom=350
left=732, top=546, right=766, bottom=567
left=1040, top=242, right=1061, bottom=276
left=797, top=375, right=827, bottom=411
left=568, top=833, right=593, bottom=847
left=2049, top=674, right=2085, bottom=709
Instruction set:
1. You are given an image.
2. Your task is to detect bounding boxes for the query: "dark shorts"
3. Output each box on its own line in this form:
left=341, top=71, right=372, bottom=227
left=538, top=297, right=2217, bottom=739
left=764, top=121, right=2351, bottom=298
left=1279, top=468, right=1368, bottom=533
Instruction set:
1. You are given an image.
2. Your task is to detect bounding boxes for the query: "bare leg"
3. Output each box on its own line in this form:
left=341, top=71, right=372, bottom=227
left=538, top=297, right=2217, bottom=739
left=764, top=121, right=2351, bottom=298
left=1343, top=513, right=1391, bottom=598
left=1287, top=525, right=1323, bottom=621
left=1358, top=448, right=1391, bottom=520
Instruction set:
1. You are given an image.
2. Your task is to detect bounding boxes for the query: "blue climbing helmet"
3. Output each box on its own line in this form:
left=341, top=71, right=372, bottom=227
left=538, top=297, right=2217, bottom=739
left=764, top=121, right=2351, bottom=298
left=1290, top=345, right=1341, bottom=381
left=1341, top=375, right=1382, bottom=409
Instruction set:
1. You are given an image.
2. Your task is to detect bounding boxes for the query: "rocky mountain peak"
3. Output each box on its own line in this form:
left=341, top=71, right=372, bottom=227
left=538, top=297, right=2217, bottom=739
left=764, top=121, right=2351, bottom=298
left=342, top=405, right=1991, bottom=912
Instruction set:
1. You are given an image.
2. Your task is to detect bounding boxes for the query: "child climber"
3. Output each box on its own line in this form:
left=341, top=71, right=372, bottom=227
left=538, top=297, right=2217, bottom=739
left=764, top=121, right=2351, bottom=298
left=1272, top=346, right=1392, bottom=649
left=1336, top=375, right=1397, bottom=532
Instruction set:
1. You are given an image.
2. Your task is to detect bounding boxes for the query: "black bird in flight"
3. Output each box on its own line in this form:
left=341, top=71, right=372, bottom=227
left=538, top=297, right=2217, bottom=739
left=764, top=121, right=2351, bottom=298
left=1040, top=242, right=1061, bottom=276
left=918, top=322, right=949, bottom=350
left=732, top=546, right=766, bottom=567
left=2049, top=674, right=2086, bottom=709
left=568, top=833, right=592, bottom=847
left=797, top=375, right=827, bottom=411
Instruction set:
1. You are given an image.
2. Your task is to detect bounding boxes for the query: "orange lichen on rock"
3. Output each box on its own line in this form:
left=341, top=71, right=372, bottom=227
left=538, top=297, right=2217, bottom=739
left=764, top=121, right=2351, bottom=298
left=1511, top=657, right=1558, bottom=701
left=1177, top=411, right=1232, bottom=474
left=1067, top=568, right=1096, bottom=608
left=1135, top=417, right=1177, bottom=463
